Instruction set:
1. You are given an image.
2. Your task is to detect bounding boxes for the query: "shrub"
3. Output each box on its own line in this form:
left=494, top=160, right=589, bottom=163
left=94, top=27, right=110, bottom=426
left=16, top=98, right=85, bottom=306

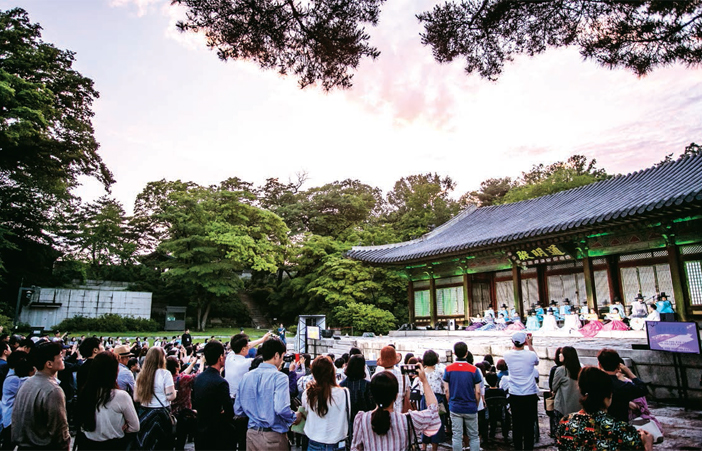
left=333, top=302, right=396, bottom=335
left=54, top=314, right=159, bottom=332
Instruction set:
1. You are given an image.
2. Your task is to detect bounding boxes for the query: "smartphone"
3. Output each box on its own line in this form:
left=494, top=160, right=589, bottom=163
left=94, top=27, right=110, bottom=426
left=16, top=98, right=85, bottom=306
left=527, top=333, right=533, bottom=340
left=400, top=364, right=418, bottom=376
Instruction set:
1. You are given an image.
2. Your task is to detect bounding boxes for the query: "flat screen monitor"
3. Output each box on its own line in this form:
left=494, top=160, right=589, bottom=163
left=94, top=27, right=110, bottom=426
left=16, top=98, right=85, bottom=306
left=645, top=321, right=701, bottom=354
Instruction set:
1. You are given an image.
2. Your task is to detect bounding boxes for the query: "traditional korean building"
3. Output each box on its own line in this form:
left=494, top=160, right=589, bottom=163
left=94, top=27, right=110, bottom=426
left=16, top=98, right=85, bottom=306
left=347, top=154, right=702, bottom=326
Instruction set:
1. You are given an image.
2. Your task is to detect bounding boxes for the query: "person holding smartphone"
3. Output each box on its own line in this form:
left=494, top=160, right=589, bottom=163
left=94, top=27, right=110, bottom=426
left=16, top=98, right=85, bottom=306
left=503, top=331, right=540, bottom=450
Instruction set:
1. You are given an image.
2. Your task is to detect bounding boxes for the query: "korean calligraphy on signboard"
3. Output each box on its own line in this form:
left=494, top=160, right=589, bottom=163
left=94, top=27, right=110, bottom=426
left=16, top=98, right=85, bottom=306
left=508, top=244, right=572, bottom=266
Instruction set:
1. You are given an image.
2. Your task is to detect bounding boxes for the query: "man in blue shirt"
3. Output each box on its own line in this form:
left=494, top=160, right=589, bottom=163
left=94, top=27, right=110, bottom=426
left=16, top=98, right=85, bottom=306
left=444, top=341, right=482, bottom=451
left=235, top=337, right=295, bottom=450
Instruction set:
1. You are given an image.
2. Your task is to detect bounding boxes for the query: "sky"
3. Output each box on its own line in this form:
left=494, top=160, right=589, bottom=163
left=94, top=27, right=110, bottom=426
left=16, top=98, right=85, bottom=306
left=3, top=0, right=701, bottom=213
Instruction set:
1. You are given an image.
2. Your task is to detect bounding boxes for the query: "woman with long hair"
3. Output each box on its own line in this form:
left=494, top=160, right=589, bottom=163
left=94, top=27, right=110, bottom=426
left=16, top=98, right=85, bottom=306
left=552, top=347, right=583, bottom=431
left=419, top=350, right=447, bottom=451
left=340, top=355, right=373, bottom=443
left=556, top=367, right=652, bottom=451
left=547, top=347, right=564, bottom=437
left=350, top=366, right=440, bottom=451
left=0, top=351, right=34, bottom=449
left=77, top=351, right=139, bottom=450
left=135, top=347, right=176, bottom=450
left=298, top=356, right=351, bottom=450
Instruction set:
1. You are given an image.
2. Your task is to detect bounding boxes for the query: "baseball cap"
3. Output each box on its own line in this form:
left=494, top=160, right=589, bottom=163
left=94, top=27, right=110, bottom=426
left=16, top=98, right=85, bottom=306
left=511, top=331, right=527, bottom=345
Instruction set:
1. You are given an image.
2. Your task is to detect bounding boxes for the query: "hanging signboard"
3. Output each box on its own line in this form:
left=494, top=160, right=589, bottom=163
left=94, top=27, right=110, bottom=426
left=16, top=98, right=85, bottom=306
left=508, top=244, right=573, bottom=266
left=646, top=321, right=701, bottom=354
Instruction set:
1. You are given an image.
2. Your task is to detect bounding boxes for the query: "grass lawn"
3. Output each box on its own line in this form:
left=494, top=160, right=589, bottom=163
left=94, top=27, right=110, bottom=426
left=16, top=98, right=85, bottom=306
left=61, top=327, right=278, bottom=343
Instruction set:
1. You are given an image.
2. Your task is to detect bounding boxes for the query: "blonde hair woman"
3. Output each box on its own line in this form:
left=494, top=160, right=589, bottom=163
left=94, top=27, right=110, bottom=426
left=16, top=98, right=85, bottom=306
left=135, top=347, right=177, bottom=450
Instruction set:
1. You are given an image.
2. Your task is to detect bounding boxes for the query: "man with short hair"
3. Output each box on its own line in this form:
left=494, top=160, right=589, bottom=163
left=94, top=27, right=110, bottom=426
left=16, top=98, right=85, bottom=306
left=597, top=348, right=648, bottom=422
left=114, top=344, right=136, bottom=397
left=224, top=331, right=271, bottom=450
left=192, top=340, right=234, bottom=450
left=13, top=341, right=70, bottom=450
left=503, top=331, right=539, bottom=450
left=235, top=337, right=296, bottom=451
left=76, top=336, right=103, bottom=393
left=444, top=341, right=482, bottom=451
left=181, top=328, right=192, bottom=350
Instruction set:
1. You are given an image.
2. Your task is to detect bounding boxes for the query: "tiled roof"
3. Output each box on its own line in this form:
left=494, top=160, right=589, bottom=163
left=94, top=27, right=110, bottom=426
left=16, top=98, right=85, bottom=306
left=347, top=154, right=702, bottom=264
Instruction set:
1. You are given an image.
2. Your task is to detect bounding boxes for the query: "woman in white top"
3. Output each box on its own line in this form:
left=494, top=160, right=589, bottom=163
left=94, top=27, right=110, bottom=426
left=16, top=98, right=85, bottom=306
left=297, top=356, right=350, bottom=450
left=77, top=351, right=139, bottom=450
left=135, top=346, right=176, bottom=450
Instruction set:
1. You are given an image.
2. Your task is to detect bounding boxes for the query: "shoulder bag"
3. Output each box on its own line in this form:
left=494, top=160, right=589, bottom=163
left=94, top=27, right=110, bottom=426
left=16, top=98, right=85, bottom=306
left=405, top=413, right=421, bottom=451
left=155, top=391, right=178, bottom=436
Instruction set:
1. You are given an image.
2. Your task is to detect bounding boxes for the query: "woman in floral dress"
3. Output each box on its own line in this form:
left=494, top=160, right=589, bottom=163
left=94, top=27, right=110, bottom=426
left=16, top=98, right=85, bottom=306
left=556, top=367, right=653, bottom=451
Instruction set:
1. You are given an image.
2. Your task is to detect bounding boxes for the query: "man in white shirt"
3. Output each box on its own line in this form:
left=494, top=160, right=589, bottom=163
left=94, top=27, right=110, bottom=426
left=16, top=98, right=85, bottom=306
left=503, top=331, right=539, bottom=450
left=224, top=332, right=271, bottom=451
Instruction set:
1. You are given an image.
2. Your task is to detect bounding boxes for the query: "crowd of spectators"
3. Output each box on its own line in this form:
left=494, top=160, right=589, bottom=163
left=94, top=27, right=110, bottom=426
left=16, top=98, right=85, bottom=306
left=0, top=326, right=661, bottom=451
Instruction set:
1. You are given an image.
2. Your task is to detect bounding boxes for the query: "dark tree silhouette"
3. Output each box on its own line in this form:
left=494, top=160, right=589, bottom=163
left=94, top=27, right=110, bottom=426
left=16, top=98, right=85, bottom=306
left=417, top=0, right=702, bottom=80
left=172, top=0, right=385, bottom=90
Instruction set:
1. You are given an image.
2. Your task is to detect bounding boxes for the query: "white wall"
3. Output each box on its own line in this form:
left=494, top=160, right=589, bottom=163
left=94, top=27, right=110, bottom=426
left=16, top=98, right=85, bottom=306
left=19, top=288, right=152, bottom=329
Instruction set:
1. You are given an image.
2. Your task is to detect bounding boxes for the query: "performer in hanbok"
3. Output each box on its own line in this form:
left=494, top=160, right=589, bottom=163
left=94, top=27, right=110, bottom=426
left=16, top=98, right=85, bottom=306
left=478, top=314, right=496, bottom=331
left=629, top=294, right=648, bottom=331
left=535, top=303, right=545, bottom=323
left=495, top=313, right=507, bottom=331
left=559, top=299, right=572, bottom=317
left=646, top=303, right=661, bottom=322
left=540, top=308, right=560, bottom=332
left=498, top=304, right=510, bottom=319
left=610, top=298, right=628, bottom=320
left=485, top=306, right=496, bottom=318
left=526, top=309, right=540, bottom=331
left=656, top=293, right=675, bottom=321
left=600, top=307, right=629, bottom=332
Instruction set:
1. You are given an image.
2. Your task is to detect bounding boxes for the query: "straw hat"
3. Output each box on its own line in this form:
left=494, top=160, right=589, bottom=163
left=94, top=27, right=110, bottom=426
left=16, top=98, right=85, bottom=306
left=114, top=345, right=134, bottom=357
left=377, top=345, right=401, bottom=368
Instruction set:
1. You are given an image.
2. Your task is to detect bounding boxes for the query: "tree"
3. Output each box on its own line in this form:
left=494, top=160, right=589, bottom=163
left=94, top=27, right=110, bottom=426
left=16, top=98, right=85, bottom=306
left=656, top=141, right=701, bottom=166
left=64, top=196, right=136, bottom=276
left=287, top=179, right=384, bottom=238
left=173, top=0, right=385, bottom=90
left=387, top=173, right=461, bottom=240
left=500, top=155, right=609, bottom=204
left=172, top=1, right=702, bottom=88
left=0, top=8, right=113, bottom=281
left=418, top=1, right=702, bottom=81
left=157, top=186, right=289, bottom=330
left=461, top=177, right=515, bottom=207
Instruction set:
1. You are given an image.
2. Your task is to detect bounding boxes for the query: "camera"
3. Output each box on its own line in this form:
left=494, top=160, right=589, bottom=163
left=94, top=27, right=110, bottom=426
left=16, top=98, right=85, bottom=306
left=400, top=364, right=418, bottom=376
left=283, top=353, right=295, bottom=363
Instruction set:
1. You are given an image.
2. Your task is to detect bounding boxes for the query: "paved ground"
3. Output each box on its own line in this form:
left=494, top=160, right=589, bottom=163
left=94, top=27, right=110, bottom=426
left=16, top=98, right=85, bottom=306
left=177, top=398, right=700, bottom=451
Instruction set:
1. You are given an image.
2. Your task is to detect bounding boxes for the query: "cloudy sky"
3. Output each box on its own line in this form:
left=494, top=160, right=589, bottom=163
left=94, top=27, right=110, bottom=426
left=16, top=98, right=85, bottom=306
left=4, top=0, right=701, bottom=212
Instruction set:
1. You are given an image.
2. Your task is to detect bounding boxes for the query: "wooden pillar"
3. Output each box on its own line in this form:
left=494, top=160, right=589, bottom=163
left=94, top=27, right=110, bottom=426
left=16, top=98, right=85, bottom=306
left=512, top=263, right=524, bottom=319
left=536, top=265, right=548, bottom=307
left=667, top=243, right=689, bottom=321
left=606, top=255, right=622, bottom=304
left=408, top=281, right=415, bottom=324
left=462, top=273, right=471, bottom=322
left=429, top=277, right=437, bottom=327
left=583, top=254, right=599, bottom=314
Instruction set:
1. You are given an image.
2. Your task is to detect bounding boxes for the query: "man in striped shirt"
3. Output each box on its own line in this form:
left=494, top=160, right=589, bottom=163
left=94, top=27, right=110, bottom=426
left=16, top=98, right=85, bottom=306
left=444, top=341, right=482, bottom=451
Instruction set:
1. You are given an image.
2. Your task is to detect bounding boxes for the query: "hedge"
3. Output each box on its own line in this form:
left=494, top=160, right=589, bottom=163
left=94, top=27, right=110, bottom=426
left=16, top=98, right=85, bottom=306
left=54, top=314, right=160, bottom=332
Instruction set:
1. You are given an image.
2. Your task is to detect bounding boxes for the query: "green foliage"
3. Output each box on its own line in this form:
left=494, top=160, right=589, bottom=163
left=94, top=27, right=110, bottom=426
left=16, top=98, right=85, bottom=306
left=0, top=8, right=113, bottom=281
left=462, top=177, right=516, bottom=207
left=55, top=314, right=160, bottom=333
left=63, top=196, right=137, bottom=275
left=387, top=173, right=461, bottom=241
left=155, top=184, right=290, bottom=330
left=333, top=301, right=396, bottom=335
left=499, top=155, right=609, bottom=204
